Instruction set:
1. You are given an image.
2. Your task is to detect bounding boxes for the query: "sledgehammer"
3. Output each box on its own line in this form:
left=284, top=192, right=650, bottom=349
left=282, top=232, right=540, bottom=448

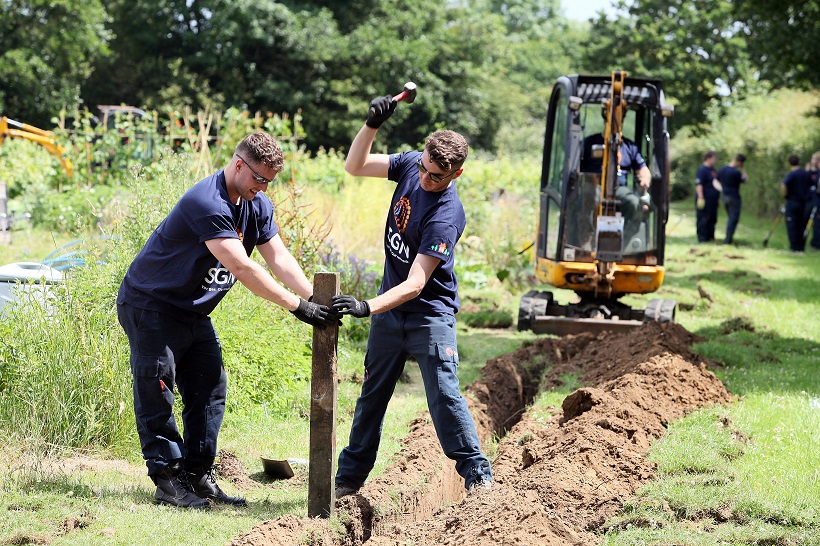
left=369, top=82, right=417, bottom=118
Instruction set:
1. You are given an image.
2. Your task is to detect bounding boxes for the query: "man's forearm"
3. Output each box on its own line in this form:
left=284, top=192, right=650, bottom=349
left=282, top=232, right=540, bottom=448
left=366, top=280, right=425, bottom=315
left=233, top=260, right=301, bottom=310
left=345, top=125, right=378, bottom=175
left=269, top=254, right=313, bottom=301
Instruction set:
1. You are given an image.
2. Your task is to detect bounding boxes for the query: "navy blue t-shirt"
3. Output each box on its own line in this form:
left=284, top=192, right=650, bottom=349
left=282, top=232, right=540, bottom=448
left=580, top=133, right=646, bottom=185
left=696, top=165, right=720, bottom=199
left=382, top=150, right=466, bottom=314
left=117, top=170, right=279, bottom=319
left=782, top=168, right=813, bottom=203
left=717, top=165, right=745, bottom=198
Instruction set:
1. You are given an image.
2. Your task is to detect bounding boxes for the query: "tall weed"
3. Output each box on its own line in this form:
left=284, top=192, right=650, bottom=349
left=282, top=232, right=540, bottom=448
left=0, top=124, right=336, bottom=447
left=0, top=255, right=133, bottom=453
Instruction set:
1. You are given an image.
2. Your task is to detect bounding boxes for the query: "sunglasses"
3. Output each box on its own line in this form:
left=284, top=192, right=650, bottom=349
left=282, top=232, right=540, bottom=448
left=235, top=154, right=276, bottom=184
left=416, top=158, right=458, bottom=183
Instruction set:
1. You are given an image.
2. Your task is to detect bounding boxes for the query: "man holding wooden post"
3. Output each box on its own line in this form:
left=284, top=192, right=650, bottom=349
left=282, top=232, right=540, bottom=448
left=117, top=132, right=338, bottom=509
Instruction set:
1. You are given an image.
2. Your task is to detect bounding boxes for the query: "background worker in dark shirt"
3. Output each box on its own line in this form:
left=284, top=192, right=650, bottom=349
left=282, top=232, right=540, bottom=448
left=808, top=151, right=820, bottom=250
left=694, top=151, right=721, bottom=243
left=780, top=154, right=813, bottom=252
left=717, top=153, right=748, bottom=245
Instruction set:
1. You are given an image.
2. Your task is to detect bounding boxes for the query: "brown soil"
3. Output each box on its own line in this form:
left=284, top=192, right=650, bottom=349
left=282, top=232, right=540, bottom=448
left=228, top=322, right=731, bottom=546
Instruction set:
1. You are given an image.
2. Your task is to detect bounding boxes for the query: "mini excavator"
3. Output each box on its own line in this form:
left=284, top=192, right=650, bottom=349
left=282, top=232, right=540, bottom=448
left=518, top=71, right=677, bottom=335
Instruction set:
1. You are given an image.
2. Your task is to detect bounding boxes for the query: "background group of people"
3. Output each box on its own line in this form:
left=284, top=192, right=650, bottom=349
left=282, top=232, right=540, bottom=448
left=781, top=151, right=819, bottom=252
left=694, top=151, right=748, bottom=245
left=694, top=150, right=820, bottom=251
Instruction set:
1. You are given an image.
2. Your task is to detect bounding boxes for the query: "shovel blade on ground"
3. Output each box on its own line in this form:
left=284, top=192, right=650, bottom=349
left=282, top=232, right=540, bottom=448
left=261, top=457, right=294, bottom=479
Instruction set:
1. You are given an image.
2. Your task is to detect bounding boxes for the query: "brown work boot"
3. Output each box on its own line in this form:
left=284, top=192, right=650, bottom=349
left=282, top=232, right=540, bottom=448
left=152, top=467, right=210, bottom=509
left=188, top=468, right=247, bottom=506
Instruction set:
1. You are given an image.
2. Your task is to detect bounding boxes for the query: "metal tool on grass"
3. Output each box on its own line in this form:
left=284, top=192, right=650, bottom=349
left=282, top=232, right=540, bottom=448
left=762, top=206, right=785, bottom=248
left=804, top=205, right=817, bottom=240
left=261, top=457, right=308, bottom=479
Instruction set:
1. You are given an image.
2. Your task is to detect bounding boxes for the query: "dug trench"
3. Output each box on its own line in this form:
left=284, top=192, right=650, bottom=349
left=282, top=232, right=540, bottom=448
left=227, top=321, right=732, bottom=546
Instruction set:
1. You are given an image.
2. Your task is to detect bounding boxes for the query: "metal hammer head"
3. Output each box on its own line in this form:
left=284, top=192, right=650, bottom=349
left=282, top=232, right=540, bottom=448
left=393, top=82, right=417, bottom=104
left=402, top=82, right=417, bottom=104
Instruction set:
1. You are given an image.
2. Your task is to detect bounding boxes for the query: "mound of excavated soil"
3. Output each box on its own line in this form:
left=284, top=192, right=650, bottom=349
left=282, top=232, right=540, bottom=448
left=229, top=322, right=731, bottom=546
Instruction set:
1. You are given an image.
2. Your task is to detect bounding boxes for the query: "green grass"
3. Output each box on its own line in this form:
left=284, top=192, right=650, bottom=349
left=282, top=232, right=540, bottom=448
left=0, top=226, right=81, bottom=265
left=601, top=200, right=820, bottom=545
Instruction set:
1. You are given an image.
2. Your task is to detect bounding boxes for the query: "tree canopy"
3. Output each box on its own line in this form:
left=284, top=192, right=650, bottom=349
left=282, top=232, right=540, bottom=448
left=584, top=0, right=817, bottom=134
left=0, top=0, right=815, bottom=151
left=0, top=0, right=110, bottom=126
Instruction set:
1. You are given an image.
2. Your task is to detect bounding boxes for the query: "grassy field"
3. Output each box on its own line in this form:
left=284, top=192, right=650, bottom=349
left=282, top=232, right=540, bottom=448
left=599, top=201, right=820, bottom=545
left=0, top=196, right=818, bottom=545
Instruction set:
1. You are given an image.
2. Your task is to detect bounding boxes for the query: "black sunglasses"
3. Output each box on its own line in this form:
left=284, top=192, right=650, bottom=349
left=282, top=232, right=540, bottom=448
left=416, top=158, right=458, bottom=183
left=235, top=154, right=276, bottom=184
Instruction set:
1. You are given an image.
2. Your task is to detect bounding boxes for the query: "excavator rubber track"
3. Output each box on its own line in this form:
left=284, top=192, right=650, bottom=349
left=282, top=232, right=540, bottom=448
left=518, top=290, right=676, bottom=336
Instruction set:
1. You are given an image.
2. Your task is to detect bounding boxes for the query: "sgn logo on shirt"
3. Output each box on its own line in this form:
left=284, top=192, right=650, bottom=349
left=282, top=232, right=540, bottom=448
left=387, top=226, right=410, bottom=263
left=202, top=267, right=236, bottom=291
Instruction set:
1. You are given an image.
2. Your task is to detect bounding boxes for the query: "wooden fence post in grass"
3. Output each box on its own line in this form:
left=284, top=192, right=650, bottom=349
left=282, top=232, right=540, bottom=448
left=308, top=272, right=340, bottom=518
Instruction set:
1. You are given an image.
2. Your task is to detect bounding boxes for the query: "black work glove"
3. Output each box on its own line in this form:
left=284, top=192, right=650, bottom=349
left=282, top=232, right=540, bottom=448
left=291, top=298, right=338, bottom=328
left=331, top=295, right=371, bottom=318
left=366, top=95, right=396, bottom=129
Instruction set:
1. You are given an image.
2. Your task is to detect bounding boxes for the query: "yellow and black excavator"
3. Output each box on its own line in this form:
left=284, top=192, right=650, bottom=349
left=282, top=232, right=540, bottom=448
left=0, top=116, right=73, bottom=177
left=518, top=71, right=677, bottom=335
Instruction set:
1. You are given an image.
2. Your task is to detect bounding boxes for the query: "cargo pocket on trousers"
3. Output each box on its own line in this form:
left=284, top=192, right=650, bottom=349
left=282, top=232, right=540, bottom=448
left=435, top=343, right=459, bottom=366
left=434, top=342, right=461, bottom=400
left=132, top=356, right=173, bottom=415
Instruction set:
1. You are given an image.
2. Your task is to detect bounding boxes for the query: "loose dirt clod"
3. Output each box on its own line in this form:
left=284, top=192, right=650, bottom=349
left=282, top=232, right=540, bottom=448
left=216, top=451, right=255, bottom=490
left=229, top=322, right=731, bottom=546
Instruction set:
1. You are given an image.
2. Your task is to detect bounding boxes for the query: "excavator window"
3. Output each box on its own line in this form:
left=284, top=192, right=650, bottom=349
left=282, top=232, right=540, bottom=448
left=547, top=89, right=567, bottom=193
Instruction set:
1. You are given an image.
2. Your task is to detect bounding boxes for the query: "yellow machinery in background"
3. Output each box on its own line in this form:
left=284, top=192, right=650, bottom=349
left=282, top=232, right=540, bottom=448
left=0, top=116, right=73, bottom=177
left=518, top=71, right=678, bottom=335
left=0, top=116, right=73, bottom=241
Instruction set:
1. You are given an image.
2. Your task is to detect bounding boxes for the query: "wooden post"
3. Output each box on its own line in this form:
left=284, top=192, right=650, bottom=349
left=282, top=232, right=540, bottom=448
left=308, top=272, right=340, bottom=518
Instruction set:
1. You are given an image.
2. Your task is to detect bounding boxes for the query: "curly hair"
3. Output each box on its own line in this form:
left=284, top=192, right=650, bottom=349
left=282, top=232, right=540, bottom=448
left=235, top=132, right=284, bottom=172
left=425, top=130, right=468, bottom=172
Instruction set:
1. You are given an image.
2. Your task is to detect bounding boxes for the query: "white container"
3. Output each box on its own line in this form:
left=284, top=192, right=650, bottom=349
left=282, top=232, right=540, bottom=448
left=0, top=262, right=64, bottom=315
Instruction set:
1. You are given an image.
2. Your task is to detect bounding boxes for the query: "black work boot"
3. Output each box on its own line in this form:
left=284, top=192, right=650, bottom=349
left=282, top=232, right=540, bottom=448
left=152, top=465, right=210, bottom=509
left=188, top=468, right=247, bottom=506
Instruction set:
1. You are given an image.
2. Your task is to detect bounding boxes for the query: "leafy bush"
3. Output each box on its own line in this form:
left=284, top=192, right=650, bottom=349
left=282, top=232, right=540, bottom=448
left=455, top=154, right=540, bottom=293
left=22, top=183, right=122, bottom=234
left=0, top=138, right=69, bottom=199
left=211, top=286, right=314, bottom=418
left=459, top=310, right=513, bottom=329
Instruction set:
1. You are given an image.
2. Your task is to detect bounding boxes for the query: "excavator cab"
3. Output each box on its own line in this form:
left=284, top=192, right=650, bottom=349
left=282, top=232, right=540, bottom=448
left=518, top=71, right=678, bottom=335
